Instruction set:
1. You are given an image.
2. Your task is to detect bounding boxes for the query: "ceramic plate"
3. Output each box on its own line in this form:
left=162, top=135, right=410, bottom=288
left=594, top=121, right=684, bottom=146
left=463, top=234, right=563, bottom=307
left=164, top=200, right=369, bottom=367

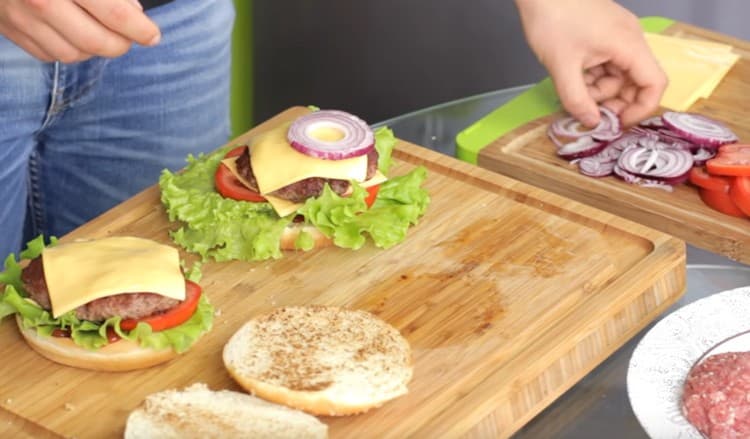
left=627, top=286, right=750, bottom=439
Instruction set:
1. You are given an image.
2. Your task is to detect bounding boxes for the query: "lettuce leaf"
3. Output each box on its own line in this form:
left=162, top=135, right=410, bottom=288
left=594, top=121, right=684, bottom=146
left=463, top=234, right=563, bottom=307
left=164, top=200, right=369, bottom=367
left=0, top=238, right=213, bottom=352
left=159, top=126, right=430, bottom=261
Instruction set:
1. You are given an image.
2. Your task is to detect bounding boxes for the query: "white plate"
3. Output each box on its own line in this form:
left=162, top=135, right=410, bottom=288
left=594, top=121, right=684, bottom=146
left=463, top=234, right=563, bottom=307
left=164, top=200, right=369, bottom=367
left=627, top=286, right=750, bottom=439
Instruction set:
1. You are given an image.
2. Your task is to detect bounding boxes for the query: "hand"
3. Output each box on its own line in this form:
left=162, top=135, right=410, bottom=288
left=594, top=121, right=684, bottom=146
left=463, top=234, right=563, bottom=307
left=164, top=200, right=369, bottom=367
left=0, top=0, right=161, bottom=63
left=514, top=0, right=668, bottom=127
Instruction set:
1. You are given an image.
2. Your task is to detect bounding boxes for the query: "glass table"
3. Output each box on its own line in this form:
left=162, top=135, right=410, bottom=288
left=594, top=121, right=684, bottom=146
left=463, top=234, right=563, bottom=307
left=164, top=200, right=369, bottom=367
left=374, top=87, right=750, bottom=438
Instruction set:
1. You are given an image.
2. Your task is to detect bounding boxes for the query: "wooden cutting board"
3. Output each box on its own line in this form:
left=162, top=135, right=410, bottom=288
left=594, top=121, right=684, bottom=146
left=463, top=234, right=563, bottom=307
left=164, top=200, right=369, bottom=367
left=478, top=22, right=750, bottom=265
left=0, top=107, right=685, bottom=439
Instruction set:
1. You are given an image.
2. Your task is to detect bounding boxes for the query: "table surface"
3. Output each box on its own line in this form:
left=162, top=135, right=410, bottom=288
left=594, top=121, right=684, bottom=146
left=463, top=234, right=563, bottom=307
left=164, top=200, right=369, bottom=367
left=375, top=87, right=750, bottom=438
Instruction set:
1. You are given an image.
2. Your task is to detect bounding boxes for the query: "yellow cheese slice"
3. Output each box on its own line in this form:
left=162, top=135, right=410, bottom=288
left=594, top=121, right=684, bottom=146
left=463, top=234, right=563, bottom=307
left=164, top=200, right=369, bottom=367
left=42, top=237, right=186, bottom=318
left=645, top=33, right=739, bottom=111
left=249, top=123, right=368, bottom=194
left=222, top=155, right=387, bottom=217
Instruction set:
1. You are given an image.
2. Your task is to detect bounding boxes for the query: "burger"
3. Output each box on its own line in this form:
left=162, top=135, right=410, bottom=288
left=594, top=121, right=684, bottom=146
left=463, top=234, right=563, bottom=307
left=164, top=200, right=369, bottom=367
left=159, top=108, right=430, bottom=262
left=0, top=235, right=213, bottom=371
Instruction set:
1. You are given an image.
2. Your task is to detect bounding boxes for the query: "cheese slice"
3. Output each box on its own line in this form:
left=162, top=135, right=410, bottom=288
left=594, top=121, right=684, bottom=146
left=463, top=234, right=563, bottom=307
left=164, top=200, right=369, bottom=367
left=42, top=237, right=186, bottom=318
left=222, top=155, right=387, bottom=217
left=645, top=33, right=739, bottom=111
left=249, top=123, right=368, bottom=194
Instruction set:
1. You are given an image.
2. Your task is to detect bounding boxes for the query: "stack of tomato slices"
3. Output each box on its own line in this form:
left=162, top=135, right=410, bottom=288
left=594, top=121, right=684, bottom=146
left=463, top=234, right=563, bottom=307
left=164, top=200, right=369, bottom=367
left=689, top=144, right=750, bottom=218
left=214, top=146, right=380, bottom=208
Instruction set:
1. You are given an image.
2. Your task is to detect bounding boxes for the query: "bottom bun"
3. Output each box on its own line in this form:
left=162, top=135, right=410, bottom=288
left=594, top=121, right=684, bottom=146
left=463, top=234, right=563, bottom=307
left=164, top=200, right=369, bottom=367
left=279, top=224, right=333, bottom=251
left=17, top=315, right=178, bottom=372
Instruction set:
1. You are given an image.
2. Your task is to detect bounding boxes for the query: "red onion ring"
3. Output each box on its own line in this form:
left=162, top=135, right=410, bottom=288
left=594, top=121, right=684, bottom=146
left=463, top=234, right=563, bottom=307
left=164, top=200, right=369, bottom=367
left=617, top=146, right=693, bottom=181
left=549, top=106, right=621, bottom=141
left=287, top=110, right=374, bottom=160
left=661, top=111, right=738, bottom=147
left=556, top=136, right=607, bottom=160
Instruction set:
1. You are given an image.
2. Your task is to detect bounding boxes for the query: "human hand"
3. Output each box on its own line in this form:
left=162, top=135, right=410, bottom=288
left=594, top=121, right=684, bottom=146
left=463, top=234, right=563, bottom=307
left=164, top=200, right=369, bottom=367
left=514, top=0, right=668, bottom=127
left=0, top=0, right=161, bottom=63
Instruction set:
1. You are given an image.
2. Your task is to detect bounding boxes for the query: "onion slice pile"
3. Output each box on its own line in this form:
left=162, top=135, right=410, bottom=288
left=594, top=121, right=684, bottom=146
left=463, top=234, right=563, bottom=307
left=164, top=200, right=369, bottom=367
left=287, top=110, right=374, bottom=160
left=549, top=109, right=739, bottom=190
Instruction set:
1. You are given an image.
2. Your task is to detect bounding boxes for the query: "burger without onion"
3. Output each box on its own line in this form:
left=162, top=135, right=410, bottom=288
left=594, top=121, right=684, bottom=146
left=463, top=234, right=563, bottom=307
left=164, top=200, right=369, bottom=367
left=160, top=109, right=430, bottom=262
left=0, top=236, right=213, bottom=372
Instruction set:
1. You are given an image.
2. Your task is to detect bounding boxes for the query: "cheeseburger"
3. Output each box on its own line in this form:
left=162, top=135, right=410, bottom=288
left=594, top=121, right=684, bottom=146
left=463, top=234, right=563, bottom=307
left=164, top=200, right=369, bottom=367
left=0, top=236, right=213, bottom=371
left=159, top=108, right=430, bottom=262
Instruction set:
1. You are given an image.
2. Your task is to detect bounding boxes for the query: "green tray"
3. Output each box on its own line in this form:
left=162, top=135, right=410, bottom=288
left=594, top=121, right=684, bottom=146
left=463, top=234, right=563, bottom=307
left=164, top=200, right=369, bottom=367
left=455, top=16, right=675, bottom=164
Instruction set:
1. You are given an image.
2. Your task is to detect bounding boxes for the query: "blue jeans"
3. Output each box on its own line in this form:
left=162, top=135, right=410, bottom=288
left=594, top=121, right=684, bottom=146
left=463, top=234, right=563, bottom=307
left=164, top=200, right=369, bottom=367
left=0, top=0, right=235, bottom=258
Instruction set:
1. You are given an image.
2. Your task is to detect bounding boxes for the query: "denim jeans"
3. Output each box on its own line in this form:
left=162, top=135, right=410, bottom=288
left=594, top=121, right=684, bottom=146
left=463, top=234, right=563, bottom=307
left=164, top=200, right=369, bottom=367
left=0, top=0, right=235, bottom=258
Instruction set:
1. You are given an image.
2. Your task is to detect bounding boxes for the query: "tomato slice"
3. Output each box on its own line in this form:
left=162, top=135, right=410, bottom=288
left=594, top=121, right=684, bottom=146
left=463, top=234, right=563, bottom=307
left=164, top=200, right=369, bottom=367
left=364, top=184, right=379, bottom=208
left=730, top=176, right=750, bottom=216
left=698, top=187, right=748, bottom=218
left=214, top=146, right=267, bottom=202
left=689, top=166, right=733, bottom=193
left=706, top=144, right=750, bottom=177
left=120, top=280, right=202, bottom=332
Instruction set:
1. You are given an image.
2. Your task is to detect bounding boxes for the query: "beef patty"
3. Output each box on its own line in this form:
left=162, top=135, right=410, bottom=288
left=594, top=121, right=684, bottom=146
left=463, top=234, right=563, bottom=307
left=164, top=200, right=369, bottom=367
left=682, top=351, right=750, bottom=439
left=235, top=146, right=379, bottom=203
left=22, top=257, right=180, bottom=322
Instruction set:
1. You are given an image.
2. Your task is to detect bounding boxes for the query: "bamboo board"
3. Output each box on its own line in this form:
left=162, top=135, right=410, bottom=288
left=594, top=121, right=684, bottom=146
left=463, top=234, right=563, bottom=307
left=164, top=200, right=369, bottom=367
left=478, top=22, right=750, bottom=265
left=0, top=107, right=685, bottom=438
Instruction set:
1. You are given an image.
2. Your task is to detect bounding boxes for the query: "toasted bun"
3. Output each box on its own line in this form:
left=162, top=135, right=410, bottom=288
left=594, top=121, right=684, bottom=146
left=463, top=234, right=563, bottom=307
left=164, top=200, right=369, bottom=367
left=17, top=315, right=178, bottom=372
left=279, top=224, right=333, bottom=251
left=124, top=383, right=328, bottom=439
left=223, top=305, right=413, bottom=416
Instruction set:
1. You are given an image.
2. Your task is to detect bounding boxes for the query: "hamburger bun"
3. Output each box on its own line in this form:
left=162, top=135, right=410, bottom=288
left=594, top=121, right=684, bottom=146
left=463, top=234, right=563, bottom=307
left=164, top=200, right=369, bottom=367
left=279, top=224, right=333, bottom=251
left=223, top=305, right=413, bottom=416
left=124, top=383, right=327, bottom=439
left=17, top=315, right=178, bottom=372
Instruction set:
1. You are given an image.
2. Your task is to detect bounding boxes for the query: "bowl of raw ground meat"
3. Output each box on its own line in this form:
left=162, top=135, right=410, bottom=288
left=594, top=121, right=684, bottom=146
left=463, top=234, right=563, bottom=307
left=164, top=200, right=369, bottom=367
left=628, top=286, right=750, bottom=439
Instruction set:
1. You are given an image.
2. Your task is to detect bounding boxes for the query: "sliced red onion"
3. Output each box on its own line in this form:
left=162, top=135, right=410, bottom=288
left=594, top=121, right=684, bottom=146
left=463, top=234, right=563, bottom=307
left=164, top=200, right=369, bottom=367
left=578, top=156, right=616, bottom=177
left=639, top=116, right=665, bottom=128
left=556, top=136, right=607, bottom=160
left=692, top=147, right=717, bottom=166
left=661, top=111, right=738, bottom=147
left=613, top=165, right=675, bottom=192
left=549, top=106, right=621, bottom=141
left=617, top=146, right=693, bottom=181
left=287, top=110, right=374, bottom=160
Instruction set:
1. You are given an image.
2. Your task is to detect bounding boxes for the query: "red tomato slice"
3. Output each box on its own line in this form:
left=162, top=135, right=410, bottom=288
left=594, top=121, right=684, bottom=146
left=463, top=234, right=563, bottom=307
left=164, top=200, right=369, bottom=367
left=120, top=280, right=202, bottom=332
left=689, top=166, right=733, bottom=192
left=698, top=187, right=748, bottom=218
left=214, top=146, right=267, bottom=202
left=730, top=176, right=750, bottom=216
left=706, top=144, right=750, bottom=177
left=364, top=184, right=379, bottom=208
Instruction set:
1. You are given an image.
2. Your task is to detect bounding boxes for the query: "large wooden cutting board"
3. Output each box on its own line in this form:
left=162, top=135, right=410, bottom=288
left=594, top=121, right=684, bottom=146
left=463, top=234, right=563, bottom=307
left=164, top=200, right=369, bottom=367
left=478, top=22, right=750, bottom=265
left=0, top=107, right=684, bottom=439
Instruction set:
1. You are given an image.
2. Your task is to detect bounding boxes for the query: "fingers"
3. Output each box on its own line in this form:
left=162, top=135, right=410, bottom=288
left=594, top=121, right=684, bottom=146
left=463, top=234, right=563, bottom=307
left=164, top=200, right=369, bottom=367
left=74, top=0, right=161, bottom=47
left=618, top=52, right=668, bottom=126
left=550, top=60, right=601, bottom=127
left=11, top=0, right=160, bottom=62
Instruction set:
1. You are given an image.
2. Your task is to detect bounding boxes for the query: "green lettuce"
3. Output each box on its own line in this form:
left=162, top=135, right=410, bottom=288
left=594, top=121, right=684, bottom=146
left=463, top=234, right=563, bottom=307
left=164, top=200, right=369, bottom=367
left=0, top=238, right=213, bottom=353
left=159, top=126, right=430, bottom=261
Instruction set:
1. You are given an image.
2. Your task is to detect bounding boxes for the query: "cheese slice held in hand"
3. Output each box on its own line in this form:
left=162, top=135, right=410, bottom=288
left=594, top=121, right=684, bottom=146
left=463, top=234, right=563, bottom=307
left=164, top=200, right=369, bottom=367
left=42, top=237, right=186, bottom=317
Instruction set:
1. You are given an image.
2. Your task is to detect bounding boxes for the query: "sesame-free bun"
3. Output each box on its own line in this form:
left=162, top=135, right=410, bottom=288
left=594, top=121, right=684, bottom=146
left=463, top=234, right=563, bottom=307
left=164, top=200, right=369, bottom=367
left=124, top=383, right=328, bottom=439
left=17, top=315, right=178, bottom=372
left=223, top=305, right=413, bottom=416
left=279, top=224, right=333, bottom=251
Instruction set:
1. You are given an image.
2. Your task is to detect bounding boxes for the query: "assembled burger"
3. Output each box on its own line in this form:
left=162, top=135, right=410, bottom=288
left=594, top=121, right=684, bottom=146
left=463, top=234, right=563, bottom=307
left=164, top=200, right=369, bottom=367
left=0, top=236, right=213, bottom=371
left=159, top=108, right=430, bottom=262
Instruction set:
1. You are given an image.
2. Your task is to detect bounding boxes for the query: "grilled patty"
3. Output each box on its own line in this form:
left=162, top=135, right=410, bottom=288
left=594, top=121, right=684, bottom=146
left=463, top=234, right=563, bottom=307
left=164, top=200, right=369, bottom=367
left=235, top=146, right=379, bottom=203
left=21, top=257, right=180, bottom=322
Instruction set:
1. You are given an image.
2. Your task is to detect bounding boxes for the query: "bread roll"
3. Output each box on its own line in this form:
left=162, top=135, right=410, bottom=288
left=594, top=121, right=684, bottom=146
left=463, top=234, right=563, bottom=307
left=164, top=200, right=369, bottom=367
left=124, top=383, right=328, bottom=439
left=223, top=305, right=413, bottom=416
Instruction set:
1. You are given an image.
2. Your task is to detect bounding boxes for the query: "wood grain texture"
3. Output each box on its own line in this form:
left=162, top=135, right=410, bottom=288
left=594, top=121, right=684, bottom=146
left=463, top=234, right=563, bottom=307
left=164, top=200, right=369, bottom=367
left=478, top=22, right=750, bottom=265
left=0, top=107, right=685, bottom=438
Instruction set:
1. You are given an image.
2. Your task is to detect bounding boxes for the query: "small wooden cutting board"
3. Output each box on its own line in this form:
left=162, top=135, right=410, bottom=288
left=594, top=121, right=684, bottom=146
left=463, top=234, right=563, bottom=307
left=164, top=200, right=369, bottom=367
left=0, top=108, right=684, bottom=438
left=478, top=22, right=750, bottom=265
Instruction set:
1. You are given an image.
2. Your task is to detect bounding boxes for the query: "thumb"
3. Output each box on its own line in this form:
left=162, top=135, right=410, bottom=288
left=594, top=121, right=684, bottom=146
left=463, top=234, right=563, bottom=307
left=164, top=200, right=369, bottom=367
left=549, top=62, right=601, bottom=127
